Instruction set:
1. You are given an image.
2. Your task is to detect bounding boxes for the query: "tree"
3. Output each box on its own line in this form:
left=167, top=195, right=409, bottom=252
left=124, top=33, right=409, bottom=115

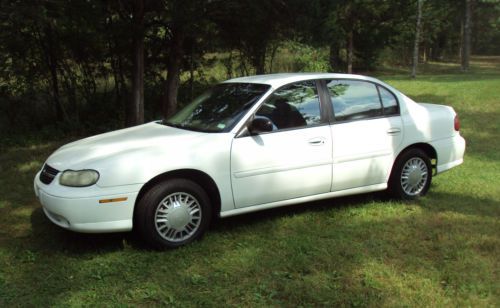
left=159, top=0, right=212, bottom=118
left=210, top=0, right=288, bottom=75
left=472, top=0, right=500, bottom=55
left=461, top=0, right=472, bottom=71
left=127, top=0, right=145, bottom=126
left=411, top=0, right=424, bottom=78
left=2, top=0, right=499, bottom=135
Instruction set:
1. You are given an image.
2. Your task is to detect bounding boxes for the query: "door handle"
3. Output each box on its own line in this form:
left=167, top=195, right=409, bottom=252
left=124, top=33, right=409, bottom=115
left=308, top=137, right=326, bottom=145
left=387, top=128, right=401, bottom=135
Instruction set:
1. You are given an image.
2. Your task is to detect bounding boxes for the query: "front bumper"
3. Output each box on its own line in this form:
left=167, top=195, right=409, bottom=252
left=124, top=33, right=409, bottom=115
left=34, top=171, right=142, bottom=233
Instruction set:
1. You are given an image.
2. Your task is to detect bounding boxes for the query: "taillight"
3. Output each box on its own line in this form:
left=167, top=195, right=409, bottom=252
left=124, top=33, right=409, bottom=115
left=454, top=115, right=460, bottom=131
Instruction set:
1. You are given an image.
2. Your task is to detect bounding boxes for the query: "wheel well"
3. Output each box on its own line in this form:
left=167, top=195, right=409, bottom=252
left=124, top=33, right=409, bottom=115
left=397, top=143, right=438, bottom=172
left=133, top=169, right=221, bottom=225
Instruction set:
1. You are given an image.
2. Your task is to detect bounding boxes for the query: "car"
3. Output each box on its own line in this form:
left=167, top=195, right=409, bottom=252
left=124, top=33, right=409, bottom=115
left=34, top=73, right=466, bottom=249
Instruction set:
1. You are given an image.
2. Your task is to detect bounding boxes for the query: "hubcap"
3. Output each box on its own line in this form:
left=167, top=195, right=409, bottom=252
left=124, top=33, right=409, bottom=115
left=154, top=192, right=202, bottom=242
left=400, top=157, right=428, bottom=196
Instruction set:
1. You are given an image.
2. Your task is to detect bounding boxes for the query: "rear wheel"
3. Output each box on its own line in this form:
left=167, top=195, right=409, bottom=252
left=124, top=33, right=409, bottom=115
left=389, top=149, right=432, bottom=200
left=136, top=179, right=212, bottom=249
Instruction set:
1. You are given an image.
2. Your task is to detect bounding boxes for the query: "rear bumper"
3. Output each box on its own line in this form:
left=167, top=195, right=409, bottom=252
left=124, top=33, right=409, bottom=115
left=34, top=171, right=141, bottom=233
left=431, top=134, right=466, bottom=174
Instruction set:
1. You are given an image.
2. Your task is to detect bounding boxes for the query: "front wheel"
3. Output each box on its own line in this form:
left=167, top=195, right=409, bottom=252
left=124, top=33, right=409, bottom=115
left=135, top=179, right=212, bottom=249
left=389, top=149, right=432, bottom=200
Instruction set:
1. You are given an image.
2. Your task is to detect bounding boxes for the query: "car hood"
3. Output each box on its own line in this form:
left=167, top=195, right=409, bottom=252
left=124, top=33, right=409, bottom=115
left=45, top=121, right=206, bottom=171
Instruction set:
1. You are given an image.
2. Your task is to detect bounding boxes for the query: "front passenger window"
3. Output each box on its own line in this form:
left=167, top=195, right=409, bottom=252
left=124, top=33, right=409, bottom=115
left=256, top=80, right=321, bottom=130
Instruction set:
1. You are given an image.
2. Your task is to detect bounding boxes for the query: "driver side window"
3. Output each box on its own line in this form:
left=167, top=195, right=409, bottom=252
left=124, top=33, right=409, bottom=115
left=256, top=80, right=321, bottom=130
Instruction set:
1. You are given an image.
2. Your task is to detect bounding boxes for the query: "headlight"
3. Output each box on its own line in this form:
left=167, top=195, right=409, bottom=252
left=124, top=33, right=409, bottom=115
left=59, top=170, right=99, bottom=187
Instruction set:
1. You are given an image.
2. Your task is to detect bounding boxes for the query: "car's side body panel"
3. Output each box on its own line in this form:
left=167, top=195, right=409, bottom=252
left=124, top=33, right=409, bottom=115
left=330, top=116, right=403, bottom=191
left=396, top=95, right=466, bottom=172
left=221, top=183, right=388, bottom=218
left=34, top=73, right=466, bottom=234
left=37, top=123, right=238, bottom=229
left=230, top=125, right=333, bottom=208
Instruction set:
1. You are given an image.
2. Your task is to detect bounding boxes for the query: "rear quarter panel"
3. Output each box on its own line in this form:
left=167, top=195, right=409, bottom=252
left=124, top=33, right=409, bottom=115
left=398, top=94, right=465, bottom=171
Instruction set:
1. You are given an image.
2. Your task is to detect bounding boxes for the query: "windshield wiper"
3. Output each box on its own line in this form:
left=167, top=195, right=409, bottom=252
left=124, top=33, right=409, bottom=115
left=161, top=121, right=185, bottom=129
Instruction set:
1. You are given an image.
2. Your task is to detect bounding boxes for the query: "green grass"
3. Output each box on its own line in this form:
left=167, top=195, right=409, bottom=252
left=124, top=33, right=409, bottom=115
left=1, top=56, right=499, bottom=307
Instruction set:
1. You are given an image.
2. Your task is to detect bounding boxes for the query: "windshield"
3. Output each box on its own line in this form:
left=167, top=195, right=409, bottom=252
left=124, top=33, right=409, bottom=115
left=163, top=83, right=270, bottom=132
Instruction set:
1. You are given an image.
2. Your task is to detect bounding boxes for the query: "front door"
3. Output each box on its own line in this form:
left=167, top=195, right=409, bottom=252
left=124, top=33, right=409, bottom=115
left=230, top=80, right=333, bottom=208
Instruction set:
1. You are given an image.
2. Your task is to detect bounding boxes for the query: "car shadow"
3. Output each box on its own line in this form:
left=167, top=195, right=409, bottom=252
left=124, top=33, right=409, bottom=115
left=29, top=207, right=150, bottom=254
left=211, top=192, right=385, bottom=232
left=27, top=192, right=384, bottom=254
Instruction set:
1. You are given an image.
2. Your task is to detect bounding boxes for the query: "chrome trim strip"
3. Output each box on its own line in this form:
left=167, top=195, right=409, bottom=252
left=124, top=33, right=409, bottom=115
left=233, top=159, right=333, bottom=178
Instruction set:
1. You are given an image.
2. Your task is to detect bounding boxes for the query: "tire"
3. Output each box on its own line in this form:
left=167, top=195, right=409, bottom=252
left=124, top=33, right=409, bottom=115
left=388, top=149, right=432, bottom=200
left=135, top=179, right=212, bottom=249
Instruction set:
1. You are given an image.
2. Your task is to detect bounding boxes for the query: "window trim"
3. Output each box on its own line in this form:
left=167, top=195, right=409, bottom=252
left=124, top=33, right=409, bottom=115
left=376, top=84, right=400, bottom=117
left=321, top=78, right=401, bottom=124
left=236, top=79, right=330, bottom=137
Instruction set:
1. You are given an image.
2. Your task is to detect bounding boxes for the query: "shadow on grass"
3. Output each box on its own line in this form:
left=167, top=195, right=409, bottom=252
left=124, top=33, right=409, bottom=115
left=28, top=207, right=131, bottom=254
left=2, top=184, right=495, bottom=306
left=211, top=192, right=382, bottom=232
left=424, top=191, right=500, bottom=218
left=24, top=192, right=381, bottom=255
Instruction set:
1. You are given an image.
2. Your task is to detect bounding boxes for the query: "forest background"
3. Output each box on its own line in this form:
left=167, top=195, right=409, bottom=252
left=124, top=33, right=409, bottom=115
left=1, top=0, right=498, bottom=138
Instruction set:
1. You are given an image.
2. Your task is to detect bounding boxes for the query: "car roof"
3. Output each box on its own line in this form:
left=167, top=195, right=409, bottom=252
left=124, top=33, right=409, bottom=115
left=223, top=73, right=381, bottom=89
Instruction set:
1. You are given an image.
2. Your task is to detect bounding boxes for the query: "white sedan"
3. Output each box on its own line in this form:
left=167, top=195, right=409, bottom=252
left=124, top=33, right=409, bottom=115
left=34, top=73, right=466, bottom=248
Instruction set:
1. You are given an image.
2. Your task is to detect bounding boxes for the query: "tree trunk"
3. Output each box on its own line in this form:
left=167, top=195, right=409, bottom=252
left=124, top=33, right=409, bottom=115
left=126, top=0, right=145, bottom=127
left=329, top=41, right=340, bottom=72
left=461, top=0, right=472, bottom=71
left=44, top=23, right=66, bottom=122
left=459, top=20, right=464, bottom=60
left=238, top=50, right=249, bottom=76
left=411, top=0, right=423, bottom=78
left=347, top=30, right=353, bottom=74
left=224, top=51, right=233, bottom=79
left=162, top=25, right=185, bottom=119
left=252, top=46, right=266, bottom=75
left=269, top=44, right=279, bottom=73
left=60, top=60, right=78, bottom=122
left=189, top=42, right=194, bottom=101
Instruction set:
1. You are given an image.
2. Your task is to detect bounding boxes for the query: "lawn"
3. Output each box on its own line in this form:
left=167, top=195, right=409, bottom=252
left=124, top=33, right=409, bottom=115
left=0, top=57, right=499, bottom=307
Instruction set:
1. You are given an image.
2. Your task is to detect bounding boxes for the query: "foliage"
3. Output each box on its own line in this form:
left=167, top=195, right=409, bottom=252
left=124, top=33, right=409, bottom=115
left=271, top=41, right=330, bottom=73
left=0, top=57, right=499, bottom=307
left=0, top=0, right=499, bottom=134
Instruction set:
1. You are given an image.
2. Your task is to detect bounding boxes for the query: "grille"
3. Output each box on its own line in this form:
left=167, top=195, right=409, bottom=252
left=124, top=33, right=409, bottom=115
left=39, top=164, right=59, bottom=185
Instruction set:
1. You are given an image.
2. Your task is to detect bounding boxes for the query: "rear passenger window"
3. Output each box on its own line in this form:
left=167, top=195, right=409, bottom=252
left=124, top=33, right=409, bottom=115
left=327, top=80, right=382, bottom=121
left=378, top=86, right=399, bottom=115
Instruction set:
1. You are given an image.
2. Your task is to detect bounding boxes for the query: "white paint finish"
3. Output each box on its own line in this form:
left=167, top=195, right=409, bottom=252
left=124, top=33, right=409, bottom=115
left=34, top=171, right=143, bottom=199
left=230, top=125, right=332, bottom=208
left=33, top=73, right=466, bottom=234
left=398, top=97, right=457, bottom=146
left=43, top=207, right=132, bottom=233
left=37, top=183, right=136, bottom=232
left=44, top=122, right=236, bottom=214
left=233, top=159, right=332, bottom=178
left=221, top=183, right=387, bottom=218
left=431, top=134, right=466, bottom=173
left=226, top=73, right=393, bottom=91
left=47, top=122, right=229, bottom=187
left=330, top=116, right=403, bottom=191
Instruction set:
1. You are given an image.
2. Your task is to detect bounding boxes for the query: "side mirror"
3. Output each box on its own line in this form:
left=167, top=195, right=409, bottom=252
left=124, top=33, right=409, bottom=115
left=249, top=117, right=273, bottom=134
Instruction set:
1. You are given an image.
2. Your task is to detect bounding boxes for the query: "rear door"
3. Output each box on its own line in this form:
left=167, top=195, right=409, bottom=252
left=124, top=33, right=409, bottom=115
left=324, top=79, right=403, bottom=191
